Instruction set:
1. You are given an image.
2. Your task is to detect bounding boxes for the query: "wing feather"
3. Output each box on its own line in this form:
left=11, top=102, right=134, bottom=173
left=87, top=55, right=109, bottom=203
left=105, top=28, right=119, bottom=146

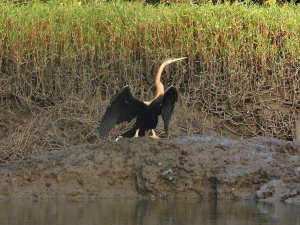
left=98, top=86, right=145, bottom=136
left=161, top=86, right=178, bottom=134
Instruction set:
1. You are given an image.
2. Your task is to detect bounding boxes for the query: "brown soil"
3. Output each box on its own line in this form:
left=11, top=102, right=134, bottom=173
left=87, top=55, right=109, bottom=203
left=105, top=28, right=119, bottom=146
left=0, top=135, right=299, bottom=205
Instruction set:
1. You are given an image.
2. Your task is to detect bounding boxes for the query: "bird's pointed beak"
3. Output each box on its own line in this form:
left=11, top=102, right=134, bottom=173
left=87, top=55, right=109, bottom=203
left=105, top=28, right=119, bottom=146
left=172, top=57, right=187, bottom=62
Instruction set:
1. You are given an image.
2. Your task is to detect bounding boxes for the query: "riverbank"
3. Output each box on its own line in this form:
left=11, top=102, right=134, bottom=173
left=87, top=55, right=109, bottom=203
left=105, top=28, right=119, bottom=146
left=0, top=135, right=299, bottom=205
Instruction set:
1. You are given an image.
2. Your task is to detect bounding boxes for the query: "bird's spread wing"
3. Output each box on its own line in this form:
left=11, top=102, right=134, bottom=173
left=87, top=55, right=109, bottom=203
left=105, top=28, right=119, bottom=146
left=98, top=86, right=145, bottom=136
left=161, top=86, right=178, bottom=134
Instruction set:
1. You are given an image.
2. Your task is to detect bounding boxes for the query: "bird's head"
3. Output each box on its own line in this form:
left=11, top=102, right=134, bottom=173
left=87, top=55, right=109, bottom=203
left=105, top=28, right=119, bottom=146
left=162, top=57, right=187, bottom=66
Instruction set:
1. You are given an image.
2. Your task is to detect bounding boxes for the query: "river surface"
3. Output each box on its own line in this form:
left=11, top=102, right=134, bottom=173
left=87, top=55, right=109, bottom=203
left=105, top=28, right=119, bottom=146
left=0, top=199, right=299, bottom=225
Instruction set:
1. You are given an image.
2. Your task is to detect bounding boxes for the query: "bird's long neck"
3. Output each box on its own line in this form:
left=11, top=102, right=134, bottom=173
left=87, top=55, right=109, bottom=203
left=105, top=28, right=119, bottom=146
left=154, top=62, right=167, bottom=98
left=143, top=61, right=168, bottom=106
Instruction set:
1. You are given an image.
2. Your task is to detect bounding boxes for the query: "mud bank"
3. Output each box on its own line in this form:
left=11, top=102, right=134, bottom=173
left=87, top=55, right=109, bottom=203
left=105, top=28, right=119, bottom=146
left=0, top=136, right=299, bottom=204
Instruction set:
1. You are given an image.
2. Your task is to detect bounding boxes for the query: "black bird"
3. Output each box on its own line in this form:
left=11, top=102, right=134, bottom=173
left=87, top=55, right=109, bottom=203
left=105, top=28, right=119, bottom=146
left=97, top=57, right=186, bottom=139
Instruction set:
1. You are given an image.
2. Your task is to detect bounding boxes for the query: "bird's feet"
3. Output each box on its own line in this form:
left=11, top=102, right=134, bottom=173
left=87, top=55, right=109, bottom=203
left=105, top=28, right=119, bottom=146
left=134, top=129, right=140, bottom=138
left=150, top=129, right=160, bottom=139
left=150, top=135, right=160, bottom=139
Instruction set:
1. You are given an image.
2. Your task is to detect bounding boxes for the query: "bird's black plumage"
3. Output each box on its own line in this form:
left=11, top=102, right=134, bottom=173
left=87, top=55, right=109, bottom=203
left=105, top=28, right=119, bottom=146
left=98, top=85, right=178, bottom=138
left=162, top=86, right=178, bottom=134
left=97, top=85, right=145, bottom=136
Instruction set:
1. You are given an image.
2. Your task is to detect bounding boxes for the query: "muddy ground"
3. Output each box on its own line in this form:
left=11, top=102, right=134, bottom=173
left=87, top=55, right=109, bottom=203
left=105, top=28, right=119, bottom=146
left=0, top=135, right=299, bottom=205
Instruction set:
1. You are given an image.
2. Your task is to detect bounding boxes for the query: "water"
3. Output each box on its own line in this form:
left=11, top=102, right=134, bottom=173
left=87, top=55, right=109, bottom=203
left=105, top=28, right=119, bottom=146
left=0, top=199, right=299, bottom=225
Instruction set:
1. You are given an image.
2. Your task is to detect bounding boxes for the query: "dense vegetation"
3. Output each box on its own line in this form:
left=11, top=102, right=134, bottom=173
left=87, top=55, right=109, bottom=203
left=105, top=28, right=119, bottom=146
left=0, top=2, right=299, bottom=160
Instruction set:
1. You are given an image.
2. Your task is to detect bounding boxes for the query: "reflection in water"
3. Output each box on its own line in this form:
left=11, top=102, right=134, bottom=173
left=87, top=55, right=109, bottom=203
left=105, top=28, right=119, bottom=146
left=0, top=199, right=299, bottom=225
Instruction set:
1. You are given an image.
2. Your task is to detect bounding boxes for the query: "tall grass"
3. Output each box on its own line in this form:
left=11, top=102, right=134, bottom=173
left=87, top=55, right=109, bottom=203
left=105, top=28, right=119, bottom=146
left=0, top=2, right=299, bottom=160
